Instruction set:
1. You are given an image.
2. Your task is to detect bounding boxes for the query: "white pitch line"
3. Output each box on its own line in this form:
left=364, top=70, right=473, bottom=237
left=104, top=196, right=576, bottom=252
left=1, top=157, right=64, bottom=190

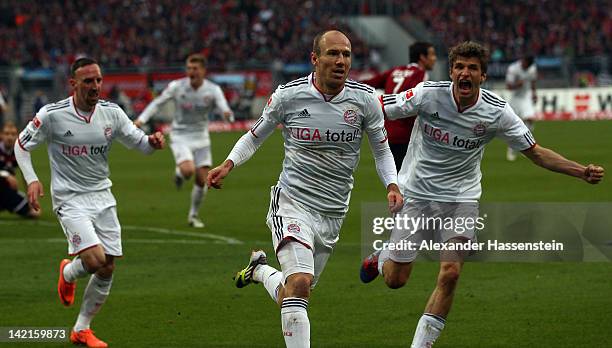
left=0, top=220, right=242, bottom=245
left=122, top=225, right=242, bottom=244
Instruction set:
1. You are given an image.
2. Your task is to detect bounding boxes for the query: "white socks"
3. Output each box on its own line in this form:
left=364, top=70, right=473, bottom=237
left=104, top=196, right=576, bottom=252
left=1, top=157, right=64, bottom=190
left=175, top=167, right=184, bottom=180
left=63, top=258, right=89, bottom=283
left=254, top=265, right=308, bottom=346
left=281, top=297, right=310, bottom=348
left=378, top=249, right=390, bottom=275
left=189, top=184, right=207, bottom=218
left=253, top=264, right=283, bottom=303
left=73, top=275, right=112, bottom=332
left=410, top=313, right=446, bottom=348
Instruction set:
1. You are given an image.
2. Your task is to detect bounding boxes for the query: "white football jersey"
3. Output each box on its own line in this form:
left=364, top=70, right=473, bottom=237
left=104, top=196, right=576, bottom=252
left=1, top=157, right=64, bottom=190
left=18, top=97, right=152, bottom=209
left=138, top=77, right=231, bottom=147
left=253, top=74, right=389, bottom=217
left=382, top=81, right=536, bottom=202
left=506, top=60, right=537, bottom=102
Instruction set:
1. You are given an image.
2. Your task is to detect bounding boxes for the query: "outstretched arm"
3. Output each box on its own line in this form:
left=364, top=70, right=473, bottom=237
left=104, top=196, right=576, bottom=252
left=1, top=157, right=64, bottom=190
left=134, top=83, right=176, bottom=127
left=117, top=109, right=165, bottom=153
left=207, top=117, right=277, bottom=189
left=14, top=144, right=43, bottom=211
left=14, top=110, right=50, bottom=211
left=522, top=144, right=604, bottom=184
left=366, top=128, right=403, bottom=213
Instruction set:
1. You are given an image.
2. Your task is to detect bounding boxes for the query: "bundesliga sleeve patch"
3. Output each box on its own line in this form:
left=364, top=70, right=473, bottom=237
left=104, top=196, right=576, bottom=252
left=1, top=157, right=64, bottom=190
left=32, top=116, right=41, bottom=128
left=405, top=89, right=414, bottom=100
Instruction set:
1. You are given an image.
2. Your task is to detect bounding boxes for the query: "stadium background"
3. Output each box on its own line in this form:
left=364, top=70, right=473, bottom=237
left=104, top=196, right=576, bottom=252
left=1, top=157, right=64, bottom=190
left=1, top=1, right=611, bottom=347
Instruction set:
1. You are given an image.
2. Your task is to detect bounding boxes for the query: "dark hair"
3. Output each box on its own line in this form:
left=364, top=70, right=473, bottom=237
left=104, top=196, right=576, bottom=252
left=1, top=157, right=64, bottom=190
left=409, top=42, right=433, bottom=63
left=523, top=55, right=535, bottom=67
left=312, top=29, right=348, bottom=56
left=187, top=54, right=207, bottom=68
left=448, top=41, right=489, bottom=73
left=70, top=57, right=99, bottom=77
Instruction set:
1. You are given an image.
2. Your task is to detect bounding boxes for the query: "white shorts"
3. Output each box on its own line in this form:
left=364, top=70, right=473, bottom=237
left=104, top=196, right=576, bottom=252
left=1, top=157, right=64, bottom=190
left=170, top=141, right=212, bottom=168
left=389, top=201, right=479, bottom=263
left=266, top=185, right=344, bottom=287
left=509, top=99, right=535, bottom=120
left=55, top=190, right=122, bottom=256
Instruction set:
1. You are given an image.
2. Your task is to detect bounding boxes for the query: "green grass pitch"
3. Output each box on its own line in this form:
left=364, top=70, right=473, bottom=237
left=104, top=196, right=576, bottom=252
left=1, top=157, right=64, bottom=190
left=1, top=121, right=611, bottom=347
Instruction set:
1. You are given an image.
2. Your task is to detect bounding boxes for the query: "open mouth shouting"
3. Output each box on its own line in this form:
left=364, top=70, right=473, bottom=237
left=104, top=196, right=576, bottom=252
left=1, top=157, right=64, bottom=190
left=458, top=79, right=472, bottom=95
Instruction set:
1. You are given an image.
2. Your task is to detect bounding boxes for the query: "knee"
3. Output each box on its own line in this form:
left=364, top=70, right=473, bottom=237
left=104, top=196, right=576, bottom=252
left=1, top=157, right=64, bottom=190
left=438, top=264, right=461, bottom=289
left=384, top=273, right=408, bottom=289
left=181, top=167, right=195, bottom=179
left=285, top=273, right=312, bottom=299
left=383, top=261, right=411, bottom=289
left=82, top=255, right=106, bottom=273
left=97, top=262, right=115, bottom=278
left=195, top=175, right=207, bottom=187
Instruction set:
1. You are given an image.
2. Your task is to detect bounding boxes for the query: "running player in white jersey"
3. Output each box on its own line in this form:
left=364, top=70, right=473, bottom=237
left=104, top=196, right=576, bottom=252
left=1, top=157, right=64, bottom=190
left=505, top=55, right=537, bottom=161
left=208, top=30, right=402, bottom=347
left=14, top=58, right=165, bottom=348
left=135, top=54, right=233, bottom=228
left=359, top=42, right=604, bottom=348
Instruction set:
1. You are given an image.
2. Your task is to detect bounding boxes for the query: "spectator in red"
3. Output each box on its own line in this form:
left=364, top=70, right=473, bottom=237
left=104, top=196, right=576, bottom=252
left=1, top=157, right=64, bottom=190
left=362, top=42, right=437, bottom=170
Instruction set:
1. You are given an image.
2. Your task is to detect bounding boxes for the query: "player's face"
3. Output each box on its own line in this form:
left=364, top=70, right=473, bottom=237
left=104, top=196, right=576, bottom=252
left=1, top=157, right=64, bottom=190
left=186, top=62, right=206, bottom=88
left=450, top=56, right=486, bottom=101
left=422, top=47, right=437, bottom=70
left=2, top=126, right=17, bottom=148
left=70, top=64, right=102, bottom=110
left=311, top=31, right=351, bottom=94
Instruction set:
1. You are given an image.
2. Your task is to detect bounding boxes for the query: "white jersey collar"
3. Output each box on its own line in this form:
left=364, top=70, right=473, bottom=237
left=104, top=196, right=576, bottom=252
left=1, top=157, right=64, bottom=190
left=449, top=82, right=481, bottom=113
left=71, top=96, right=96, bottom=123
left=310, top=73, right=345, bottom=102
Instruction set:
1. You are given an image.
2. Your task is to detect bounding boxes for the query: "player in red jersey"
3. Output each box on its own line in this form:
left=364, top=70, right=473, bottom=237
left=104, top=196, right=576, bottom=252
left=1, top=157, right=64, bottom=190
left=362, top=42, right=437, bottom=170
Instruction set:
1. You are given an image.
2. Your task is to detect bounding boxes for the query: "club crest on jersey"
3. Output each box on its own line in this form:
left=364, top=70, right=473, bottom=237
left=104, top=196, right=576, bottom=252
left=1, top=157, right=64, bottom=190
left=287, top=223, right=301, bottom=234
left=104, top=126, right=113, bottom=140
left=473, top=122, right=487, bottom=136
left=71, top=234, right=82, bottom=247
left=405, top=89, right=415, bottom=100
left=32, top=116, right=41, bottom=129
left=343, top=109, right=359, bottom=125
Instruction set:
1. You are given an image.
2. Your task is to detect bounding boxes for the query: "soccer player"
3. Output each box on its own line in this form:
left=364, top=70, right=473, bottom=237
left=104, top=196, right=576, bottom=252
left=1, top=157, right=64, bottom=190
left=362, top=42, right=437, bottom=170
left=14, top=58, right=165, bottom=348
left=505, top=55, right=537, bottom=161
left=134, top=54, right=233, bottom=228
left=360, top=42, right=604, bottom=347
left=208, top=30, right=402, bottom=347
left=1, top=121, right=40, bottom=218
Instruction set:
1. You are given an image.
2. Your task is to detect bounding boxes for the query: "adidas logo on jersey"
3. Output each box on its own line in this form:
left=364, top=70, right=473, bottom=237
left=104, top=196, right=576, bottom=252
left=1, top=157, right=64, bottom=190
left=296, top=109, right=311, bottom=118
left=63, top=130, right=74, bottom=137
left=430, top=112, right=440, bottom=119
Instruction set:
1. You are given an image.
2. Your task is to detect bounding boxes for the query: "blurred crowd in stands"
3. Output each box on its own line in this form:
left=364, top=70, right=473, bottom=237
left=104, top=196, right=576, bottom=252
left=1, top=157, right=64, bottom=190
left=0, top=0, right=370, bottom=69
left=393, top=0, right=611, bottom=60
left=1, top=0, right=609, bottom=70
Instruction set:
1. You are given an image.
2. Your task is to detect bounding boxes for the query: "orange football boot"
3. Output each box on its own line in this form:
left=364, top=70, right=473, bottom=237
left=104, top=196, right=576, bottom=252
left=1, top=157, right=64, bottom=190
left=70, top=329, right=108, bottom=348
left=58, top=259, right=77, bottom=306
